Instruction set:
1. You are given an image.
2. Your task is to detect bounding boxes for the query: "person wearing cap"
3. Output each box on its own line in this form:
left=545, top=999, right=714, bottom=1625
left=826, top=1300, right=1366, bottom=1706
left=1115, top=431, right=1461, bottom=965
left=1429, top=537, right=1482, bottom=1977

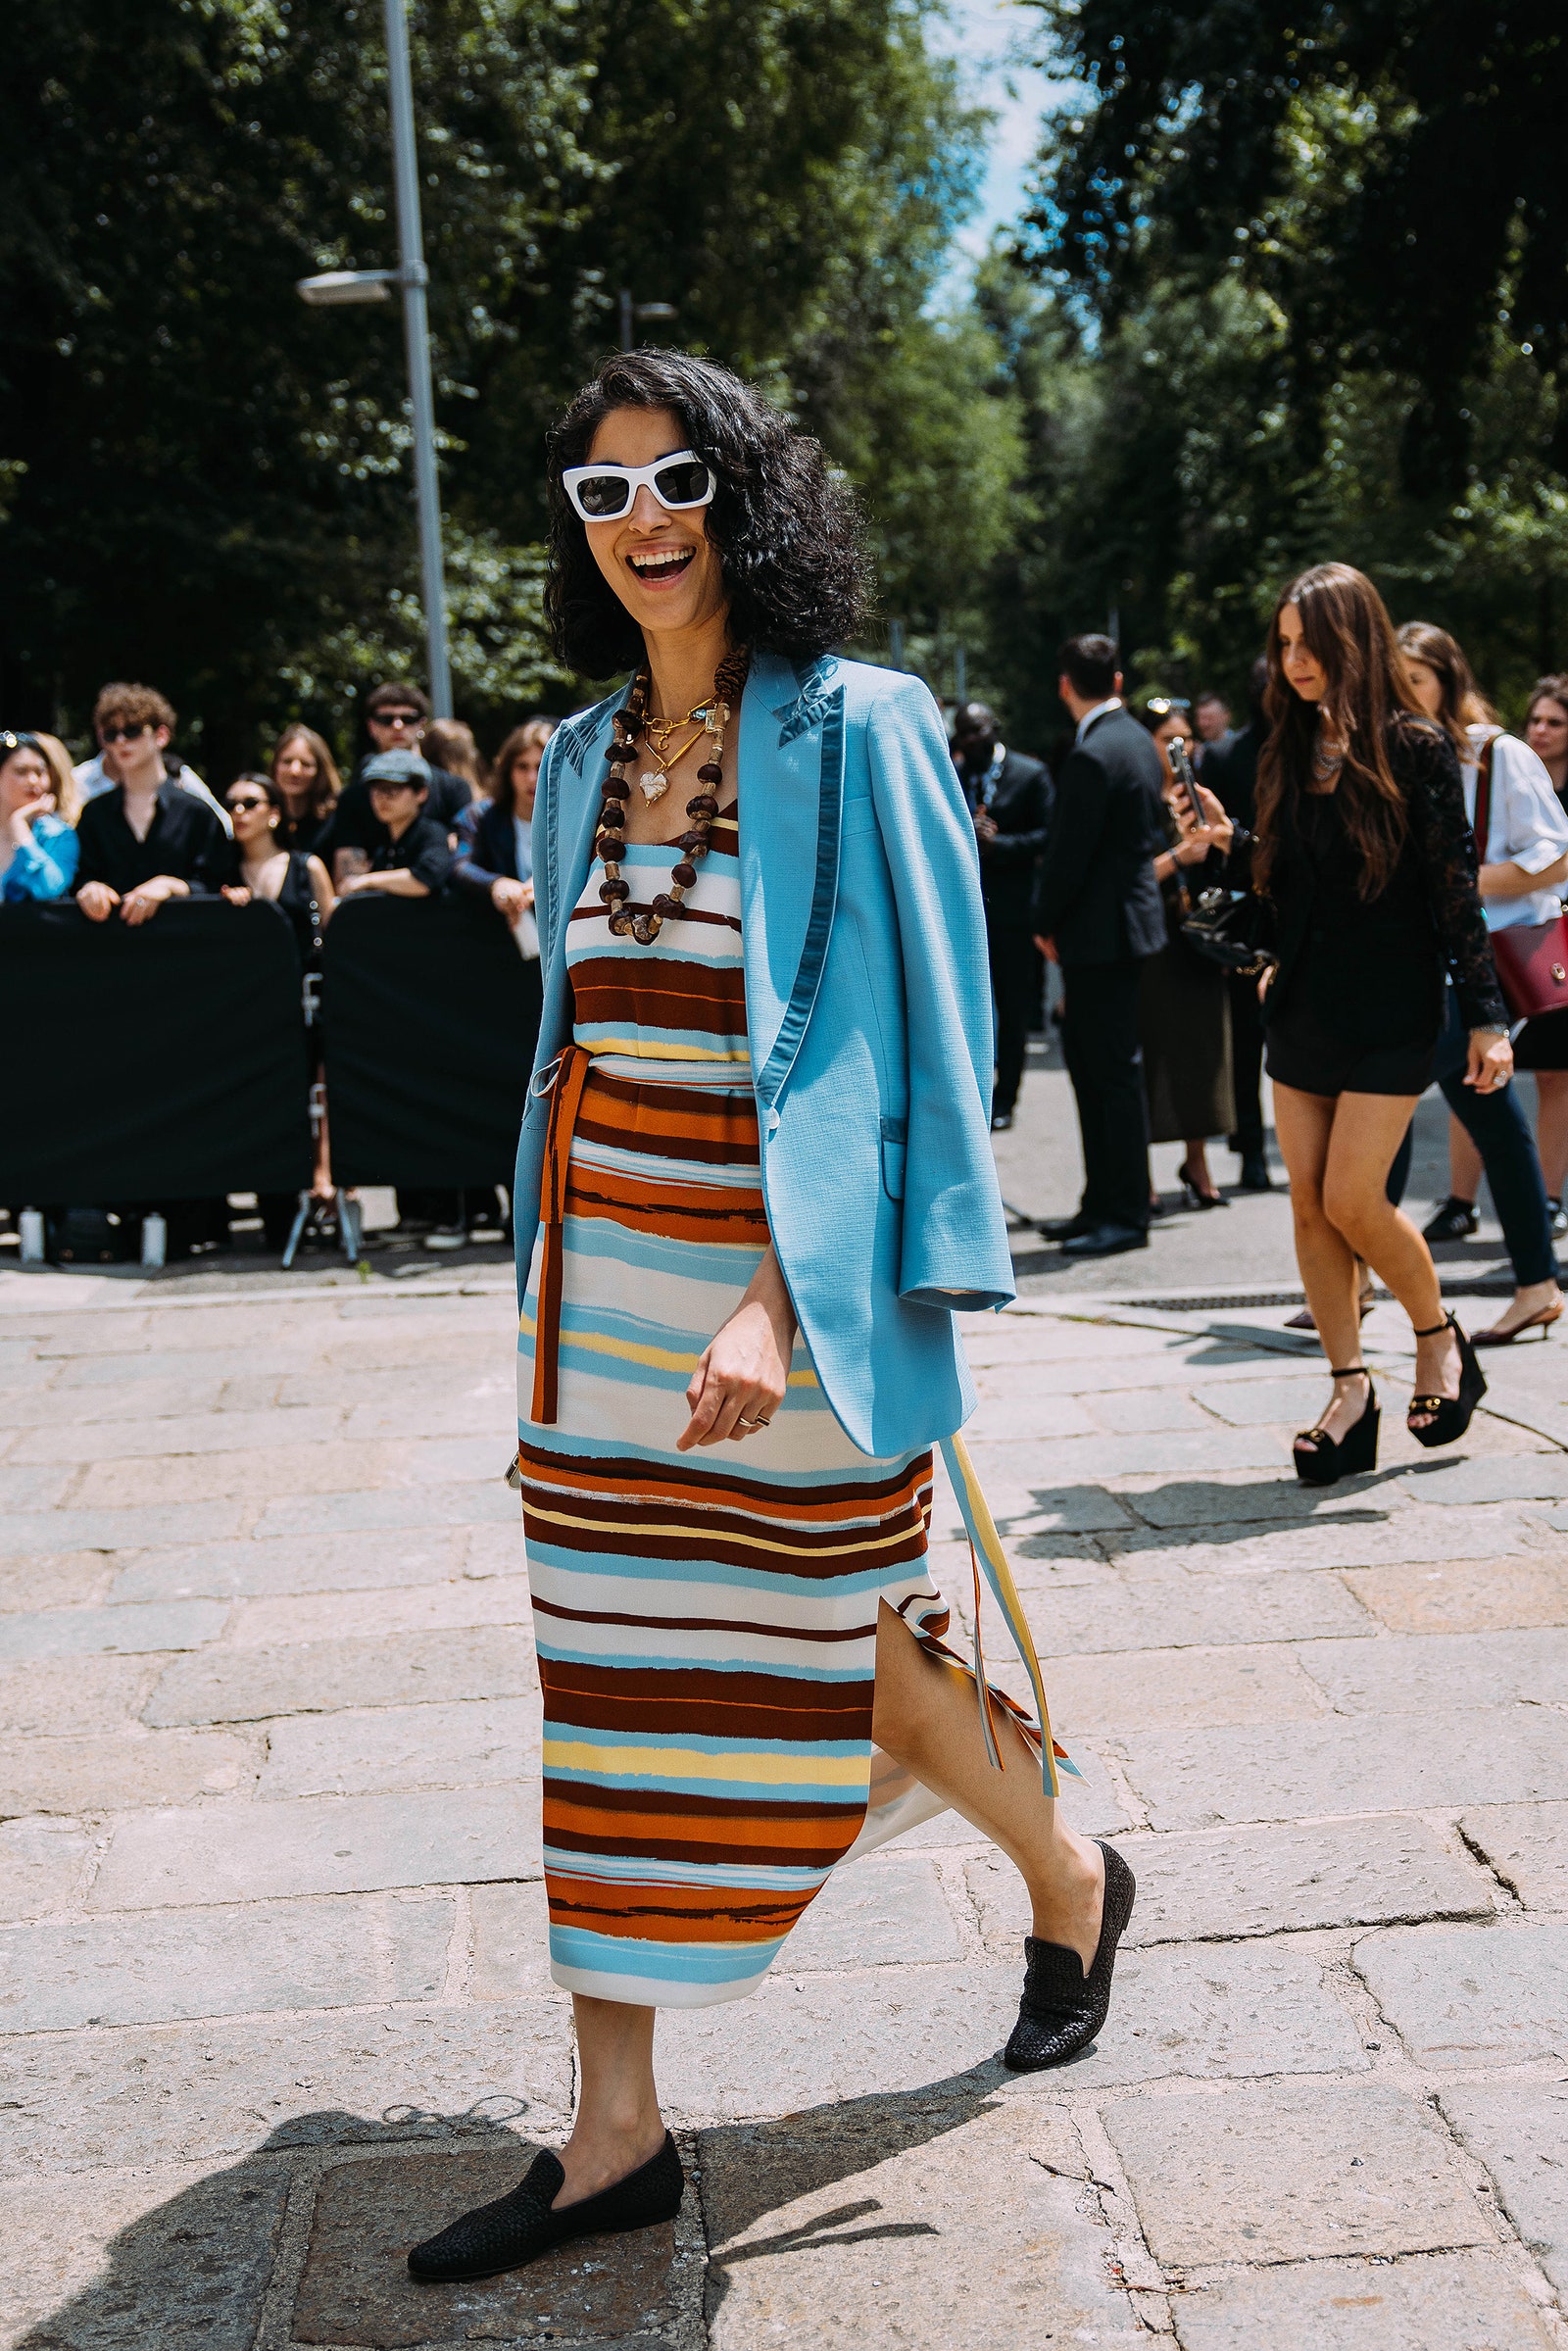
left=0, top=731, right=80, bottom=901
left=334, top=754, right=456, bottom=898
left=318, top=681, right=471, bottom=887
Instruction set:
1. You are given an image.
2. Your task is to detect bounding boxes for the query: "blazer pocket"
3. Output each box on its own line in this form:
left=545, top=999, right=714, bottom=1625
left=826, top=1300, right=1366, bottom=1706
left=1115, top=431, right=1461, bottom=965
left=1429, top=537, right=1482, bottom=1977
left=879, top=1115, right=907, bottom=1200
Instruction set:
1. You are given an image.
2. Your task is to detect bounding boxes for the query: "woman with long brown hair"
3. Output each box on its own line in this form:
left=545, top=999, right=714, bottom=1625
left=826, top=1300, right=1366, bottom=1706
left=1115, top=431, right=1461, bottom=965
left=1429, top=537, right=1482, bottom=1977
left=1250, top=565, right=1510, bottom=1480
left=269, top=723, right=341, bottom=857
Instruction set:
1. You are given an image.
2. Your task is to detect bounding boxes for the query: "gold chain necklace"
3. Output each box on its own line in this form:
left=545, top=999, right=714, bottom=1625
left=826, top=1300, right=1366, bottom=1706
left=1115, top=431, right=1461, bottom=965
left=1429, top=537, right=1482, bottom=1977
left=638, top=696, right=717, bottom=803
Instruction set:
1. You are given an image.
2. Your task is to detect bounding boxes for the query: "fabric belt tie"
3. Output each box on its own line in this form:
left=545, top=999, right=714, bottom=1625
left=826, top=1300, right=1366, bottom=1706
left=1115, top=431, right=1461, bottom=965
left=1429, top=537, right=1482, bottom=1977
left=530, top=1042, right=593, bottom=1428
left=940, top=1431, right=1081, bottom=1796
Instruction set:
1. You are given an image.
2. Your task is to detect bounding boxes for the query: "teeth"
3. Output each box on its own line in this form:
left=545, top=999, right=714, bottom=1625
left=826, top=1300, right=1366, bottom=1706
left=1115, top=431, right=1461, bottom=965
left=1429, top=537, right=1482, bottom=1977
left=629, top=548, right=690, bottom=574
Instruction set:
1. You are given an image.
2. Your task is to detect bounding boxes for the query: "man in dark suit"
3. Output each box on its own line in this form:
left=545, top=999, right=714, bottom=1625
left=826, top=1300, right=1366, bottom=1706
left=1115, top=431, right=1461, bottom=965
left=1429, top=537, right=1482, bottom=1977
left=952, top=702, right=1053, bottom=1131
left=1202, top=657, right=1272, bottom=1191
left=1032, top=635, right=1167, bottom=1257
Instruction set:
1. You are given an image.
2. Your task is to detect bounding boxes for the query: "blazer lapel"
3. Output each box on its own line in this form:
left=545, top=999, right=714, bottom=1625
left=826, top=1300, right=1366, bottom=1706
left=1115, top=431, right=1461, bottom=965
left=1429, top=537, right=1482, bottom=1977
left=536, top=690, right=619, bottom=1053
left=739, top=651, right=847, bottom=1104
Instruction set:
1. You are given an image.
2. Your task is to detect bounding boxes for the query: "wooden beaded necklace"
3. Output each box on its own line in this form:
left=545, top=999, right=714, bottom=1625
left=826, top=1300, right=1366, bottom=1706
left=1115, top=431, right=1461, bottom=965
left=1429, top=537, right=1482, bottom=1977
left=595, top=648, right=750, bottom=946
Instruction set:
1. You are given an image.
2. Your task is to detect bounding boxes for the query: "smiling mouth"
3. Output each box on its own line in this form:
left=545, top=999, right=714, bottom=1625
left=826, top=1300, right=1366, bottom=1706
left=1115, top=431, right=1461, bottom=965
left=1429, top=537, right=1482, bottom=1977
left=626, top=546, right=695, bottom=583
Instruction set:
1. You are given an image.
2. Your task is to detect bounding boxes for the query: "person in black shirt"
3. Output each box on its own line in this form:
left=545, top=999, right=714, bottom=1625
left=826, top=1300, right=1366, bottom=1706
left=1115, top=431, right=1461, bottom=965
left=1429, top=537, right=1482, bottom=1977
left=74, top=715, right=230, bottom=923
left=334, top=755, right=454, bottom=898
left=952, top=702, right=1053, bottom=1131
left=1202, top=658, right=1272, bottom=1189
left=318, top=681, right=471, bottom=886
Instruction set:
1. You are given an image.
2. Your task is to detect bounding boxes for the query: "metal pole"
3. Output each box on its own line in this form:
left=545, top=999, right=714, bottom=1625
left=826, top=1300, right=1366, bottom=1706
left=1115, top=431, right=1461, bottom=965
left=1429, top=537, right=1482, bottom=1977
left=617, top=289, right=634, bottom=352
left=954, top=644, right=967, bottom=707
left=889, top=619, right=905, bottom=671
left=384, top=0, right=452, bottom=716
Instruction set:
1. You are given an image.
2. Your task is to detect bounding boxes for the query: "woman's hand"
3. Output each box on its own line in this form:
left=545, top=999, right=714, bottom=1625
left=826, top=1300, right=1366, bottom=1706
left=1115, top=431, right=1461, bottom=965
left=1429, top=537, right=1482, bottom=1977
left=221, top=884, right=253, bottom=906
left=1465, top=1028, right=1514, bottom=1094
left=1173, top=781, right=1235, bottom=857
left=76, top=880, right=120, bottom=923
left=678, top=1246, right=797, bottom=1449
left=491, top=875, right=530, bottom=924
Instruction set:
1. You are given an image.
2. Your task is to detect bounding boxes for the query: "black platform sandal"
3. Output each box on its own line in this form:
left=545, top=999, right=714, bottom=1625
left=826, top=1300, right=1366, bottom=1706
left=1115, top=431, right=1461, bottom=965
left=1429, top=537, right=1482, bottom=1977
left=1003, top=1840, right=1136, bottom=2072
left=1408, top=1313, right=1487, bottom=1448
left=1293, top=1367, right=1379, bottom=1486
left=408, top=2132, right=684, bottom=2283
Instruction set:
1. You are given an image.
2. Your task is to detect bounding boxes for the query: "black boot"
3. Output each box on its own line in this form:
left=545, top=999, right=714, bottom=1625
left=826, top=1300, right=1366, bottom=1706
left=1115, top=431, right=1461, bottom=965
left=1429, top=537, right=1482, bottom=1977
left=408, top=2133, right=684, bottom=2283
left=1003, top=1841, right=1137, bottom=2072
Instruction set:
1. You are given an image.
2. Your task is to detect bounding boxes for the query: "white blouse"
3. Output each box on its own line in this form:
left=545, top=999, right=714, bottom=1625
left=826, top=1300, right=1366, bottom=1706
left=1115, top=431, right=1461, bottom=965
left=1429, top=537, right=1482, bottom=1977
left=1460, top=724, right=1568, bottom=931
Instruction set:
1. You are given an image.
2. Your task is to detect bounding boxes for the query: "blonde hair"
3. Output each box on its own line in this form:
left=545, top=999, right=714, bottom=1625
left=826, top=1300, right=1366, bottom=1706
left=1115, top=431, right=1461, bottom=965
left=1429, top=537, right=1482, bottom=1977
left=32, top=733, right=82, bottom=825
left=422, top=718, right=489, bottom=798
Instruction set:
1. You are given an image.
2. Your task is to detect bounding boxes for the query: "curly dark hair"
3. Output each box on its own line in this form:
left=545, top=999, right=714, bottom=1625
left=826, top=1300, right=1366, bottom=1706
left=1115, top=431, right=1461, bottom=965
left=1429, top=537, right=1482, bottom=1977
left=545, top=350, right=871, bottom=678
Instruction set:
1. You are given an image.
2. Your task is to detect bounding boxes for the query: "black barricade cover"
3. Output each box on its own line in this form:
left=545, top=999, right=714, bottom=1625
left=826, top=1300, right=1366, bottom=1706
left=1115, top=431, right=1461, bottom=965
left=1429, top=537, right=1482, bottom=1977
left=321, top=894, right=540, bottom=1187
left=0, top=899, right=313, bottom=1200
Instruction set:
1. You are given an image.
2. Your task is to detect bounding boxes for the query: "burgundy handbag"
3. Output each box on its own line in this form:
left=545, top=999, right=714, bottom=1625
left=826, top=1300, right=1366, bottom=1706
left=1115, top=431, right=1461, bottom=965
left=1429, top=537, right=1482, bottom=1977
left=1473, top=736, right=1568, bottom=1021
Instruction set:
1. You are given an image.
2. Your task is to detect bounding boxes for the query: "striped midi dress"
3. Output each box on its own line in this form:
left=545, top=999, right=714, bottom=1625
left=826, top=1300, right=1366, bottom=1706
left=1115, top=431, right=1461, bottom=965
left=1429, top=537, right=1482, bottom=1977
left=516, top=813, right=1035, bottom=2007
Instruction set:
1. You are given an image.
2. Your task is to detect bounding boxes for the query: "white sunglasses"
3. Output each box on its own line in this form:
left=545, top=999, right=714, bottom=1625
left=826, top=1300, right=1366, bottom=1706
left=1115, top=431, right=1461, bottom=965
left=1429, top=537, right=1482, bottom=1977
left=562, top=448, right=714, bottom=522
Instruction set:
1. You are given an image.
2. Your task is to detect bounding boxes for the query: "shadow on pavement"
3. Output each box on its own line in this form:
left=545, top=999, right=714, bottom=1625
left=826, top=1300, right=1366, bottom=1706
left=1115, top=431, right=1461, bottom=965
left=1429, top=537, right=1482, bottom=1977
left=16, top=2068, right=1020, bottom=2350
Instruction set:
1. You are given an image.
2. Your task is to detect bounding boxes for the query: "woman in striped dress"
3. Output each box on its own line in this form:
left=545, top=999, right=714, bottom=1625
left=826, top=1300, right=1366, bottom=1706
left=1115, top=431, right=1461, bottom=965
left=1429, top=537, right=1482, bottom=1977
left=410, top=354, right=1136, bottom=2287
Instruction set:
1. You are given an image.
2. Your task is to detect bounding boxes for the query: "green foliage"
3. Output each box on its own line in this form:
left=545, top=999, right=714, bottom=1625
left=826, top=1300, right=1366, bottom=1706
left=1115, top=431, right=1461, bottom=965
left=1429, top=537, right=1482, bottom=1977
left=0, top=0, right=997, bottom=769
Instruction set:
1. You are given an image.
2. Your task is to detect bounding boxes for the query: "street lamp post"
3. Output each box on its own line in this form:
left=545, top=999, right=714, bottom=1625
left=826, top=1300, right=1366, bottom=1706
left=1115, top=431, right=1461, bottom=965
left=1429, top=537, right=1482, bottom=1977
left=296, top=0, right=452, bottom=717
left=617, top=291, right=678, bottom=352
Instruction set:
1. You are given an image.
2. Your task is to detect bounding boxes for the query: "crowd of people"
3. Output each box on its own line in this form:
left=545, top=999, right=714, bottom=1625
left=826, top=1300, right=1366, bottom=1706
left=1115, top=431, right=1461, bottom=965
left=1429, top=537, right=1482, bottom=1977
left=954, top=575, right=1568, bottom=1479
left=0, top=678, right=558, bottom=1258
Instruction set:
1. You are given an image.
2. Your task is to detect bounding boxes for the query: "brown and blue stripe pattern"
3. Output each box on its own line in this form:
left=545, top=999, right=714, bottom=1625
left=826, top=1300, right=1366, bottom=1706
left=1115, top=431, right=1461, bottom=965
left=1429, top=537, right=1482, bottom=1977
left=515, top=814, right=982, bottom=2005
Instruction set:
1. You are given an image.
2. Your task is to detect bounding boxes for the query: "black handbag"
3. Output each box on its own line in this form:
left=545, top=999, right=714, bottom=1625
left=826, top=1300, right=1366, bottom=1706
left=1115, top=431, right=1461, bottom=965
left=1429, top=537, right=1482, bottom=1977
left=1180, top=882, right=1277, bottom=976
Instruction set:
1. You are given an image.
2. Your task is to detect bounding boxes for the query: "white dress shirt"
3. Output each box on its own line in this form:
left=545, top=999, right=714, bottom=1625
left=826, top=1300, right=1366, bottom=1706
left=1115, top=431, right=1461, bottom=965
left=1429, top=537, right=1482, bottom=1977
left=1461, top=725, right=1568, bottom=931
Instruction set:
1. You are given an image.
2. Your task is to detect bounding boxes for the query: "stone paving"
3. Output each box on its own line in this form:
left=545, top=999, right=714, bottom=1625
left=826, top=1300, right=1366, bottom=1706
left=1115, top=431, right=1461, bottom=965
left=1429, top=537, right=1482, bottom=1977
left=3, top=1261, right=1568, bottom=2349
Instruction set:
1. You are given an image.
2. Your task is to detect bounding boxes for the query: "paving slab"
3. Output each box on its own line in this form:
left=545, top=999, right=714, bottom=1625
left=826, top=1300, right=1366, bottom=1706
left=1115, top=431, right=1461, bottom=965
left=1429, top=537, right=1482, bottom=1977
left=0, top=1597, right=229, bottom=1661
left=0, top=1548, right=116, bottom=1611
left=0, top=1498, right=250, bottom=1556
left=0, top=2157, right=290, bottom=2351
left=70, top=1439, right=401, bottom=1508
left=1458, top=1799, right=1568, bottom=1908
left=227, top=1572, right=534, bottom=1647
left=1297, top=1627, right=1568, bottom=1715
left=107, top=1528, right=464, bottom=1601
left=290, top=2143, right=697, bottom=2348
left=0, top=1653, right=154, bottom=1736
left=8, top=1403, right=343, bottom=1462
left=0, top=1462, right=76, bottom=1510
left=1390, top=1455, right=1568, bottom=1506
left=967, top=1816, right=1494, bottom=1951
left=1120, top=1708, right=1568, bottom=1829
left=1103, top=2078, right=1489, bottom=2264
left=1339, top=1555, right=1568, bottom=1633
left=1354, top=1920, right=1568, bottom=2066
left=1168, top=2251, right=1559, bottom=2351
left=261, top=1696, right=542, bottom=1799
left=0, top=1892, right=453, bottom=2031
left=1107, top=1507, right=1537, bottom=1571
left=703, top=2096, right=1142, bottom=2350
left=1044, top=1641, right=1326, bottom=1733
left=1014, top=1567, right=1365, bottom=1654
left=0, top=1817, right=96, bottom=1921
left=1, top=2001, right=573, bottom=2177
left=143, top=1624, right=538, bottom=1725
left=89, top=1784, right=541, bottom=1908
left=0, top=1726, right=254, bottom=1815
left=254, top=1480, right=518, bottom=1538
left=1440, top=2082, right=1568, bottom=2299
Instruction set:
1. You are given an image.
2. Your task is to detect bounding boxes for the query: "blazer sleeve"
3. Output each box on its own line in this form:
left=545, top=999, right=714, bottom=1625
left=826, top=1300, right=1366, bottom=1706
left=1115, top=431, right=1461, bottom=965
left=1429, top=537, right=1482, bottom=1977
left=1032, top=743, right=1106, bottom=937
left=983, top=761, right=1053, bottom=867
left=865, top=678, right=1015, bottom=1310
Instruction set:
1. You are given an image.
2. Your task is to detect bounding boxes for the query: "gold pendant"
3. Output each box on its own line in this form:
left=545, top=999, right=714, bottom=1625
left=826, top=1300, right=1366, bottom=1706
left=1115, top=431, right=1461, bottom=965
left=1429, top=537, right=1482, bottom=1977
left=638, top=770, right=669, bottom=803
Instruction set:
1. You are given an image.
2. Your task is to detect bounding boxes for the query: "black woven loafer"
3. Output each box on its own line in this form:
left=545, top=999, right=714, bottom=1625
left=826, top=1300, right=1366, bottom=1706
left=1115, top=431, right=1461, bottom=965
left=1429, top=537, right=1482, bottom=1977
left=1003, top=1840, right=1137, bottom=2072
left=408, top=2132, right=684, bottom=2283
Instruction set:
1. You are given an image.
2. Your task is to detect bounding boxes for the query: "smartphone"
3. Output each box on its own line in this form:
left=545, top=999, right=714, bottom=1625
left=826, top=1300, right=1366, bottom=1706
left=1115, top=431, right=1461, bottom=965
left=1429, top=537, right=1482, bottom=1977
left=1166, top=736, right=1206, bottom=830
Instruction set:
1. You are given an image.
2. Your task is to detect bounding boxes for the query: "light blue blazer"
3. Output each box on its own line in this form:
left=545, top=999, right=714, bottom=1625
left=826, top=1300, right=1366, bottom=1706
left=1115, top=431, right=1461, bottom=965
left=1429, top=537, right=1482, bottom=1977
left=514, top=648, right=1015, bottom=1456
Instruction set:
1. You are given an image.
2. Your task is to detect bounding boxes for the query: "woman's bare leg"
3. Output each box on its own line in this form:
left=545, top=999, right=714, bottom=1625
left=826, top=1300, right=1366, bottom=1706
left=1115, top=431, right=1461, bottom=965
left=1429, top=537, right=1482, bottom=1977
left=1273, top=1081, right=1367, bottom=1442
left=1535, top=1071, right=1568, bottom=1199
left=553, top=1995, right=663, bottom=2209
left=1447, top=1114, right=1483, bottom=1208
left=1318, top=1093, right=1457, bottom=1424
left=871, top=1600, right=1104, bottom=1971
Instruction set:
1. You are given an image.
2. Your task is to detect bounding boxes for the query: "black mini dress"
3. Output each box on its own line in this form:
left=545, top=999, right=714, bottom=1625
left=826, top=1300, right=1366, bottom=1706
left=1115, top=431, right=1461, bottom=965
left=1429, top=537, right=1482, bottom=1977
left=1260, top=719, right=1505, bottom=1100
